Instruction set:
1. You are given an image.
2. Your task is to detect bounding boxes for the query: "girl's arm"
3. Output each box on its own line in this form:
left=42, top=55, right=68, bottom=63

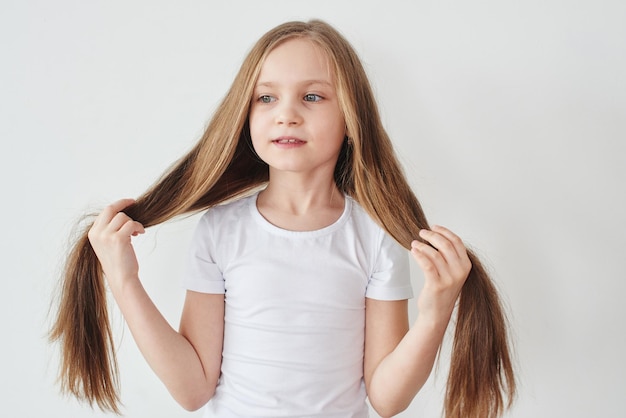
left=88, top=199, right=224, bottom=411
left=364, top=225, right=471, bottom=417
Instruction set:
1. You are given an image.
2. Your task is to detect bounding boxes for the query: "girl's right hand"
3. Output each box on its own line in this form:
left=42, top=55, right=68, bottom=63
left=88, top=198, right=145, bottom=291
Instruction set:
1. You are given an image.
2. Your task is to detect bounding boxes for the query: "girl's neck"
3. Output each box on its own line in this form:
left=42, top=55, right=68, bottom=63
left=256, top=174, right=345, bottom=231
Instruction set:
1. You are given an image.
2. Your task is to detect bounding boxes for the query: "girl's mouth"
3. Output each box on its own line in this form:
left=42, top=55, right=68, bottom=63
left=272, top=137, right=306, bottom=144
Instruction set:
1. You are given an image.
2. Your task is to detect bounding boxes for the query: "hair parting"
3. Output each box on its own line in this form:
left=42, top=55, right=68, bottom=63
left=49, top=19, right=515, bottom=417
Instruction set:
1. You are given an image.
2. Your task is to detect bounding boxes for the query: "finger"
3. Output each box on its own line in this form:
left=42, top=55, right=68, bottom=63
left=418, top=228, right=461, bottom=265
left=428, top=225, right=472, bottom=277
left=119, top=219, right=145, bottom=237
left=431, top=225, right=468, bottom=259
left=411, top=239, right=446, bottom=277
left=108, top=212, right=134, bottom=232
left=410, top=245, right=438, bottom=277
left=95, top=198, right=137, bottom=226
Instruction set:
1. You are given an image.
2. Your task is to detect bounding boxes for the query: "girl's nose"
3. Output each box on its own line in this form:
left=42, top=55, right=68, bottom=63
left=275, top=100, right=303, bottom=126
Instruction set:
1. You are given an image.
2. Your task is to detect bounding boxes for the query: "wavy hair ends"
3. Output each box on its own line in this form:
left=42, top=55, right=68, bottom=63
left=49, top=19, right=515, bottom=416
left=49, top=232, right=121, bottom=413
left=445, top=252, right=517, bottom=418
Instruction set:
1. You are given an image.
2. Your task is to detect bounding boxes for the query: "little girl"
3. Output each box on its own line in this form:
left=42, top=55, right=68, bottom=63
left=51, top=20, right=515, bottom=418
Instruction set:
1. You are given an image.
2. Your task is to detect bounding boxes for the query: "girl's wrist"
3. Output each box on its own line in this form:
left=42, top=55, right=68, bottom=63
left=415, top=307, right=454, bottom=331
left=416, top=290, right=459, bottom=329
left=106, top=274, right=142, bottom=299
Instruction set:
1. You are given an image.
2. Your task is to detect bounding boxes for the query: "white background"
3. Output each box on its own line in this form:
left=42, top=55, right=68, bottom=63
left=1, top=1, right=625, bottom=417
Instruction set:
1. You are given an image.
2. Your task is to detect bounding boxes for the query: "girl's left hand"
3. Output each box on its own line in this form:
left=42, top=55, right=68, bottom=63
left=410, top=225, right=472, bottom=324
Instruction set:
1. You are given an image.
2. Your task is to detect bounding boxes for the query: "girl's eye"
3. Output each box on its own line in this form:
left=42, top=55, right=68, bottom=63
left=258, top=95, right=276, bottom=104
left=304, top=93, right=322, bottom=102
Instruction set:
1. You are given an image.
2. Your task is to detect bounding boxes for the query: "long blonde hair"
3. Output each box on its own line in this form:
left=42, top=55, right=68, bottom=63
left=49, top=19, right=515, bottom=417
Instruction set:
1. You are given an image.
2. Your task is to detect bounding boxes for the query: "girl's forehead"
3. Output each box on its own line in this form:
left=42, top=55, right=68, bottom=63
left=256, top=38, right=335, bottom=85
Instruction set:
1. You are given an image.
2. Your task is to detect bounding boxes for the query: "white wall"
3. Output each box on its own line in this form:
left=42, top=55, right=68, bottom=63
left=1, top=0, right=625, bottom=416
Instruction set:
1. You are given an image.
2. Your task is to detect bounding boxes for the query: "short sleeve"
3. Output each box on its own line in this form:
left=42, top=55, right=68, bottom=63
left=365, top=230, right=413, bottom=301
left=181, top=211, right=226, bottom=294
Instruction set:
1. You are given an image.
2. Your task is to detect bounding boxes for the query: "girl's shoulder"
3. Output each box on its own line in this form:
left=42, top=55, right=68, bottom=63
left=202, top=193, right=256, bottom=219
left=347, top=196, right=409, bottom=256
left=347, top=196, right=383, bottom=232
left=196, top=193, right=257, bottom=236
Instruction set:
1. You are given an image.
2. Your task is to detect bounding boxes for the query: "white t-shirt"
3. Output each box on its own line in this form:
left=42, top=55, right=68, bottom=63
left=183, top=192, right=413, bottom=418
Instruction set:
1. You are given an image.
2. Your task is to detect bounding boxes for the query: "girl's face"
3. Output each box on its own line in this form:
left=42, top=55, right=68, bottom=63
left=249, top=38, right=346, bottom=180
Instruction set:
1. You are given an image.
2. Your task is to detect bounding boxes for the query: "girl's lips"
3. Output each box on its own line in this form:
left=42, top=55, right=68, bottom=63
left=272, top=137, right=306, bottom=144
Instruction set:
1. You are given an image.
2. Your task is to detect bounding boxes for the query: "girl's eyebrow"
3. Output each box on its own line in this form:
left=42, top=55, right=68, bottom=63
left=255, top=79, right=333, bottom=89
